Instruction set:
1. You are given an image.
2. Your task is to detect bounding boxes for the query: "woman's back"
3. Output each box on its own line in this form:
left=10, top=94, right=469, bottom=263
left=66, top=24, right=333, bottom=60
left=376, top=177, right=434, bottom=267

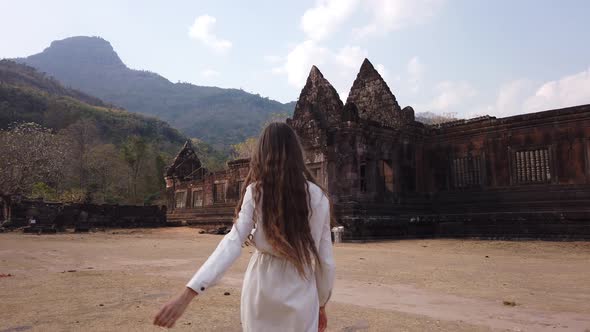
left=251, top=180, right=330, bottom=258
left=182, top=180, right=334, bottom=331
left=154, top=122, right=335, bottom=332
left=239, top=180, right=333, bottom=331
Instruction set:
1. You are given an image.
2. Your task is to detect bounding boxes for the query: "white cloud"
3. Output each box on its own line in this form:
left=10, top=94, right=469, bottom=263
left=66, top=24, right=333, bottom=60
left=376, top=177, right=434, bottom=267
left=200, top=69, right=220, bottom=78
left=276, top=40, right=331, bottom=87
left=476, top=67, right=590, bottom=118
left=301, top=0, right=443, bottom=41
left=524, top=67, right=590, bottom=113
left=273, top=41, right=371, bottom=102
left=353, top=0, right=445, bottom=38
left=271, top=0, right=445, bottom=100
left=484, top=79, right=534, bottom=117
left=496, top=80, right=531, bottom=110
left=188, top=15, right=232, bottom=54
left=407, top=56, right=424, bottom=93
left=301, top=0, right=359, bottom=41
left=426, top=81, right=477, bottom=111
left=335, top=46, right=368, bottom=69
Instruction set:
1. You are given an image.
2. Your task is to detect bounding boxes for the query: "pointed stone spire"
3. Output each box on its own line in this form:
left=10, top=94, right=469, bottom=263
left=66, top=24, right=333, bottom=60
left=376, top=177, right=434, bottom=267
left=182, top=140, right=193, bottom=150
left=165, top=140, right=202, bottom=177
left=358, top=58, right=376, bottom=74
left=308, top=65, right=323, bottom=82
left=345, top=58, right=412, bottom=127
left=291, top=65, right=344, bottom=129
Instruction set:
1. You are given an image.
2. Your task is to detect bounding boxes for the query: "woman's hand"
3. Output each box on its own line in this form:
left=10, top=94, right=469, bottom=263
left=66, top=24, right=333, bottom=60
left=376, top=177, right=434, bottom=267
left=318, top=306, right=327, bottom=332
left=153, top=287, right=197, bottom=328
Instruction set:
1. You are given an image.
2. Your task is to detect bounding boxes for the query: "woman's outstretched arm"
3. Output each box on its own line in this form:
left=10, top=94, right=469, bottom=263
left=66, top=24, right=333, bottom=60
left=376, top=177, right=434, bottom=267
left=153, top=287, right=197, bottom=328
left=315, top=195, right=336, bottom=307
left=185, top=184, right=256, bottom=293
left=154, top=184, right=256, bottom=328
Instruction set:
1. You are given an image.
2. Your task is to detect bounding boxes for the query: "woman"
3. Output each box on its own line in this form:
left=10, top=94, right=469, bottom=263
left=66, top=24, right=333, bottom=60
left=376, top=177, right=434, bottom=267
left=154, top=122, right=336, bottom=331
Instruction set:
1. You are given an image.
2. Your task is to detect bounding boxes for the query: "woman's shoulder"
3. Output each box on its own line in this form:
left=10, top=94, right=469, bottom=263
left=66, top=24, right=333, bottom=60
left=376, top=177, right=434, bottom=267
left=306, top=181, right=329, bottom=206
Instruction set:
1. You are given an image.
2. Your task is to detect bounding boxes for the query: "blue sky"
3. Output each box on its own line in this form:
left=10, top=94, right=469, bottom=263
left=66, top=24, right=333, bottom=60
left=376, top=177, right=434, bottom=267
left=2, top=0, right=590, bottom=118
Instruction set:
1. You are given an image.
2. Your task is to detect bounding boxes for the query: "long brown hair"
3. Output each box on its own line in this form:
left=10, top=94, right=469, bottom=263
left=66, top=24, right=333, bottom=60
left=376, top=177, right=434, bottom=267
left=234, top=122, right=324, bottom=277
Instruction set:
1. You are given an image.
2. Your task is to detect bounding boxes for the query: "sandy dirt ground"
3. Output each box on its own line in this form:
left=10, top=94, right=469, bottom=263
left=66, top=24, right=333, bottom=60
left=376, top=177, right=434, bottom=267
left=0, top=227, right=589, bottom=332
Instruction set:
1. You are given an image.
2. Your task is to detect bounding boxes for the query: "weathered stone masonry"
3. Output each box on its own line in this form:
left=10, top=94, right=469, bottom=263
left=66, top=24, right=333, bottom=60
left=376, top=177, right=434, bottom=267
left=166, top=59, right=590, bottom=240
left=2, top=197, right=166, bottom=232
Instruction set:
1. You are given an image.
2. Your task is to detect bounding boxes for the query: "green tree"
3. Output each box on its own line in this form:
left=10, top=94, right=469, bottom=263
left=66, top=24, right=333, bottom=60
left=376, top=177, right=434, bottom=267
left=60, top=118, right=100, bottom=190
left=31, top=182, right=58, bottom=201
left=154, top=153, right=169, bottom=190
left=231, top=137, right=258, bottom=160
left=191, top=138, right=229, bottom=171
left=88, top=144, right=127, bottom=204
left=263, top=112, right=289, bottom=127
left=121, top=136, right=148, bottom=203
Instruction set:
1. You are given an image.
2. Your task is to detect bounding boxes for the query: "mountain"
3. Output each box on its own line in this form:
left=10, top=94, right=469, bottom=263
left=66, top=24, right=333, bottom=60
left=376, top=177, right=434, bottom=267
left=0, top=59, right=186, bottom=152
left=17, top=36, right=295, bottom=148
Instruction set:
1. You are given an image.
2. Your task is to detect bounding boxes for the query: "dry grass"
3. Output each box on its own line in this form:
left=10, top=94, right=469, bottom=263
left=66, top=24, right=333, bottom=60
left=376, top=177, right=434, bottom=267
left=1, top=228, right=589, bottom=331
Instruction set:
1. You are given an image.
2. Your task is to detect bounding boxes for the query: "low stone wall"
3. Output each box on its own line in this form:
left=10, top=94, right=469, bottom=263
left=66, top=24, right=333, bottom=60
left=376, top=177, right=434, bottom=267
left=166, top=203, right=234, bottom=229
left=339, top=213, right=590, bottom=241
left=2, top=199, right=166, bottom=231
left=336, top=186, right=590, bottom=241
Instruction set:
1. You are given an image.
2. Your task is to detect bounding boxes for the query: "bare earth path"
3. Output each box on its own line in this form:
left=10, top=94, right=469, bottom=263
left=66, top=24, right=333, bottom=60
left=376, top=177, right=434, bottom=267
left=0, top=227, right=589, bottom=331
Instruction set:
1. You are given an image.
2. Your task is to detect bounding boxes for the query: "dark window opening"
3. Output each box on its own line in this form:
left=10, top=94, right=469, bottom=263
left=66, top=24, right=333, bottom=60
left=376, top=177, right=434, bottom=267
left=213, top=183, right=226, bottom=203
left=512, top=148, right=551, bottom=184
left=360, top=163, right=367, bottom=192
left=175, top=191, right=186, bottom=208
left=402, top=166, right=416, bottom=192
left=192, top=189, right=203, bottom=207
left=451, top=155, right=482, bottom=188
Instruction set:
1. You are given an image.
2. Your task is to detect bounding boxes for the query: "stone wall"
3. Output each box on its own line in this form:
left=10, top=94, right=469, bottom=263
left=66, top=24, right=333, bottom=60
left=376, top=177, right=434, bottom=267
left=164, top=58, right=590, bottom=240
left=420, top=105, right=590, bottom=191
left=165, top=156, right=249, bottom=228
left=2, top=198, right=166, bottom=231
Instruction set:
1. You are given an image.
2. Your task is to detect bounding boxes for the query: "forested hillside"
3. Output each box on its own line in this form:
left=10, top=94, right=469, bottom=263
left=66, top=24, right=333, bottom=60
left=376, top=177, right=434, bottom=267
left=0, top=60, right=186, bottom=150
left=18, top=36, right=295, bottom=148
left=0, top=60, right=192, bottom=205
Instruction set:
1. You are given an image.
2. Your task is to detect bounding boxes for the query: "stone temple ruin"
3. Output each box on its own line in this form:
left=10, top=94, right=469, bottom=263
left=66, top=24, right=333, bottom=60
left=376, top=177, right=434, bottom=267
left=165, top=59, right=590, bottom=240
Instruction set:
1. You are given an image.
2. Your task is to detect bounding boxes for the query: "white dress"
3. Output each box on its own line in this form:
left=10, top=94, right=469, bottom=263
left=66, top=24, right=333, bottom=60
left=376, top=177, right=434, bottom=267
left=187, top=181, right=335, bottom=332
